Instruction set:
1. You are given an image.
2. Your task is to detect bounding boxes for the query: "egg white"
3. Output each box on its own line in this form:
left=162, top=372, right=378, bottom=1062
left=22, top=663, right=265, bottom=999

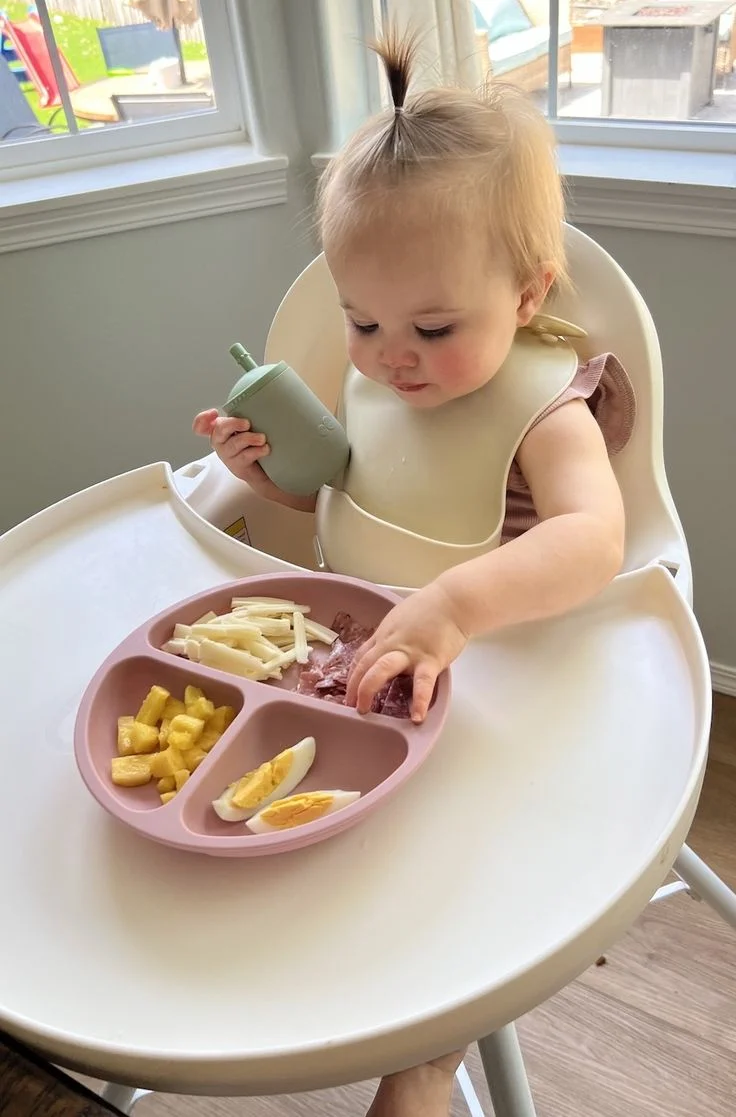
left=212, top=735, right=316, bottom=822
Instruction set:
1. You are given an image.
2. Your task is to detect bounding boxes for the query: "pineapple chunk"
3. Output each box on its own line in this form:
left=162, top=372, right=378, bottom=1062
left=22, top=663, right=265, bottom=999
left=111, top=684, right=220, bottom=798
left=183, top=745, right=207, bottom=772
left=161, top=696, right=186, bottom=720
left=150, top=746, right=185, bottom=779
left=189, top=696, right=216, bottom=721
left=136, top=685, right=170, bottom=726
left=198, top=727, right=222, bottom=753
left=208, top=705, right=236, bottom=734
left=127, top=721, right=160, bottom=755
left=167, top=714, right=204, bottom=752
left=184, top=684, right=203, bottom=707
left=184, top=685, right=215, bottom=722
left=111, top=755, right=153, bottom=787
left=117, top=716, right=135, bottom=756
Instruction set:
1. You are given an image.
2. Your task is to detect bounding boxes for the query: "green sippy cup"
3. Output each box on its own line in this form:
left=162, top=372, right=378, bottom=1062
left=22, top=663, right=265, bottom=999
left=221, top=344, right=350, bottom=497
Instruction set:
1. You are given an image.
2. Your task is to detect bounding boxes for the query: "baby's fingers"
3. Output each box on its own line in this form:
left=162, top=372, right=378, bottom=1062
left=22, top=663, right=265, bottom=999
left=222, top=431, right=269, bottom=461
left=210, top=416, right=254, bottom=445
left=353, top=650, right=410, bottom=716
left=409, top=662, right=439, bottom=725
left=346, top=637, right=377, bottom=708
left=192, top=409, right=219, bottom=436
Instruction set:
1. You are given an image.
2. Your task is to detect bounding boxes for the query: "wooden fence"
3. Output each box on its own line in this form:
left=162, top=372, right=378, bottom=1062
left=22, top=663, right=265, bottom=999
left=48, top=1, right=205, bottom=42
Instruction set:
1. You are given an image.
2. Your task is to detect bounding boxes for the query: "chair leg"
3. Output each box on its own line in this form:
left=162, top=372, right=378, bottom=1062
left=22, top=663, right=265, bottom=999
left=477, top=1024, right=537, bottom=1117
left=455, top=1060, right=487, bottom=1116
left=99, top=1084, right=150, bottom=1114
left=674, top=843, right=736, bottom=929
left=458, top=845, right=733, bottom=1117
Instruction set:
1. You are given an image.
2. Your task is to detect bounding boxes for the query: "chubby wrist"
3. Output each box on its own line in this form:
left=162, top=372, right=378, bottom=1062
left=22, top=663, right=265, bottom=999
left=432, top=571, right=483, bottom=640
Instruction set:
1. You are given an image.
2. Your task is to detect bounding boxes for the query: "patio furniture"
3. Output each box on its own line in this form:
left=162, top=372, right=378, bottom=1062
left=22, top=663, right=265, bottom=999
left=70, top=59, right=211, bottom=123
left=1, top=26, right=28, bottom=81
left=0, top=12, right=79, bottom=109
left=0, top=53, right=48, bottom=140
left=97, top=22, right=179, bottom=72
left=113, top=90, right=213, bottom=121
left=571, top=0, right=610, bottom=51
left=473, top=0, right=573, bottom=91
left=715, top=7, right=736, bottom=78
left=600, top=0, right=735, bottom=117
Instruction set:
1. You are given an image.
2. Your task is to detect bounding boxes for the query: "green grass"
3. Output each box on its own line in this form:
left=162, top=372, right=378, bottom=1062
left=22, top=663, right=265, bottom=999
left=3, top=3, right=207, bottom=131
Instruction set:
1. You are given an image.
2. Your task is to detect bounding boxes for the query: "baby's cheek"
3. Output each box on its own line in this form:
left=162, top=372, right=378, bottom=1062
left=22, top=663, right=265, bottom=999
left=434, top=341, right=479, bottom=385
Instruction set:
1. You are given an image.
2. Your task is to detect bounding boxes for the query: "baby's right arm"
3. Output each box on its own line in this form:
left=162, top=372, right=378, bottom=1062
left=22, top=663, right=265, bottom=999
left=192, top=410, right=317, bottom=513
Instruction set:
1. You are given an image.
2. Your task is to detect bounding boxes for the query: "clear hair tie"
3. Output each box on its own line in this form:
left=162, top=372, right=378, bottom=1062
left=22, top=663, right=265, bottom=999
left=394, top=105, right=404, bottom=115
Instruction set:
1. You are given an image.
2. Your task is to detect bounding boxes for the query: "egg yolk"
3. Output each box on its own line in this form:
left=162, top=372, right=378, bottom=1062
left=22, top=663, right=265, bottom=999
left=259, top=792, right=334, bottom=829
left=231, top=748, right=293, bottom=809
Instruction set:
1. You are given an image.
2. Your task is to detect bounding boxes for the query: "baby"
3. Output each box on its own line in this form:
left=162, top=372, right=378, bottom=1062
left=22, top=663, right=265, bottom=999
left=194, top=28, right=633, bottom=1117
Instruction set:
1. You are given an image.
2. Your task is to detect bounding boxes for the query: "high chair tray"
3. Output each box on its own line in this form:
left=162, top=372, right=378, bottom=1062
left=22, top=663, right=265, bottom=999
left=0, top=462, right=711, bottom=1095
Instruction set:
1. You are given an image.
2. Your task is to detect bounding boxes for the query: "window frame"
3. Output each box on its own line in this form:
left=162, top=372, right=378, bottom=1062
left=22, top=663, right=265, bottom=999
left=0, top=0, right=249, bottom=182
left=371, top=0, right=736, bottom=157
left=546, top=0, right=736, bottom=155
left=321, top=0, right=736, bottom=235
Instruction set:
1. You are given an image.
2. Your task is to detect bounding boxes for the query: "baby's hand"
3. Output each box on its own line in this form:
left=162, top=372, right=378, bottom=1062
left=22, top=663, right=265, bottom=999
left=346, top=583, right=468, bottom=724
left=193, top=409, right=270, bottom=486
left=192, top=408, right=318, bottom=513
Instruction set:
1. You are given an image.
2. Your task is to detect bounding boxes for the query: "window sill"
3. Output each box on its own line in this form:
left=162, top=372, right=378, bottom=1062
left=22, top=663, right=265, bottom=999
left=0, top=143, right=289, bottom=255
left=561, top=145, right=736, bottom=236
left=313, top=147, right=736, bottom=237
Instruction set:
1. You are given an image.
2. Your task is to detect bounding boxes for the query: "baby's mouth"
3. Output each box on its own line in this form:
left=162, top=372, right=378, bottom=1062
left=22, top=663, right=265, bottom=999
left=392, top=381, right=429, bottom=394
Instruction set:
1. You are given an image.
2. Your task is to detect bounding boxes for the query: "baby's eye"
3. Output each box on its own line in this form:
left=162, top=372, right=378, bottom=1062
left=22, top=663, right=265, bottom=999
left=349, top=320, right=378, bottom=335
left=415, top=325, right=454, bottom=340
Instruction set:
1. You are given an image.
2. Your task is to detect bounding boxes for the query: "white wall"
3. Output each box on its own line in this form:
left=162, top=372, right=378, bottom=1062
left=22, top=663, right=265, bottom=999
left=578, top=225, right=735, bottom=672
left=0, top=196, right=315, bottom=533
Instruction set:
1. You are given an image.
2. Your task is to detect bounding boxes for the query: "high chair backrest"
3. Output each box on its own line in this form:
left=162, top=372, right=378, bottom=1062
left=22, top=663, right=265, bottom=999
left=265, top=224, right=691, bottom=601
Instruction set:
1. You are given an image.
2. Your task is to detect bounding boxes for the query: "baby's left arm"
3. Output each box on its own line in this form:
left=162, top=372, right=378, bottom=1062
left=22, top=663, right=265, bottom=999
left=347, top=399, right=625, bottom=721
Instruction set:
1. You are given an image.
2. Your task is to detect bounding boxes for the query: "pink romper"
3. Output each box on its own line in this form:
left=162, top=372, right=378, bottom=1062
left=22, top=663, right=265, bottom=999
left=502, top=353, right=636, bottom=543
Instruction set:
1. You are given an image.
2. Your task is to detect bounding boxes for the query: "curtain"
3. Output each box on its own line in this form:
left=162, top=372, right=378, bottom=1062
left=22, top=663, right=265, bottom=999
left=383, top=0, right=484, bottom=89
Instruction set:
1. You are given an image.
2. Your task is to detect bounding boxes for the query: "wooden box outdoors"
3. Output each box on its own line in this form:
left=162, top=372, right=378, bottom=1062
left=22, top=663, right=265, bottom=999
left=600, top=0, right=732, bottom=117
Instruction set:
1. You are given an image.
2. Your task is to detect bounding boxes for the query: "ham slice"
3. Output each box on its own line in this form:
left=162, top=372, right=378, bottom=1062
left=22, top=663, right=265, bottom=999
left=296, top=612, right=412, bottom=719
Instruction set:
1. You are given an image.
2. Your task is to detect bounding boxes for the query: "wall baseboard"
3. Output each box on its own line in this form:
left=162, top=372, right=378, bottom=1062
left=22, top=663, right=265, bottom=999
left=711, top=662, right=736, bottom=697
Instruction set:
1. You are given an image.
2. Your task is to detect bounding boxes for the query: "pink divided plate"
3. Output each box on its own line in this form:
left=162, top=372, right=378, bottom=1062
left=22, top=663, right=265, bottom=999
left=74, top=572, right=451, bottom=857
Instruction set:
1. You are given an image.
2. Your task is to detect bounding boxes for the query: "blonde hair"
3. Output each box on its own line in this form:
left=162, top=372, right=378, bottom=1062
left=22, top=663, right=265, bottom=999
left=316, top=27, right=567, bottom=290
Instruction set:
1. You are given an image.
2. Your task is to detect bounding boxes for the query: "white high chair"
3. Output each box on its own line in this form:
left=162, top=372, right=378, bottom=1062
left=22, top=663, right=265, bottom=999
left=176, top=222, right=736, bottom=1112
left=0, top=226, right=732, bottom=1117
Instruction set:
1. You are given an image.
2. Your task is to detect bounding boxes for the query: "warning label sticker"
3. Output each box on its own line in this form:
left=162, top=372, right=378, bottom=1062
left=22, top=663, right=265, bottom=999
left=223, top=516, right=251, bottom=545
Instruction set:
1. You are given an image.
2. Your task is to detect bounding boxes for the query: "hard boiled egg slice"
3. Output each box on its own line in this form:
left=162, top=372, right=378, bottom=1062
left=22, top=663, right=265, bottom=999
left=212, top=736, right=316, bottom=822
left=246, top=789, right=361, bottom=833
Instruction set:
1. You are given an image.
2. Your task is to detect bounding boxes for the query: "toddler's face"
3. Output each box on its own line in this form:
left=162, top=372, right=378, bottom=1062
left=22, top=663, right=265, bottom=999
left=327, top=224, right=544, bottom=409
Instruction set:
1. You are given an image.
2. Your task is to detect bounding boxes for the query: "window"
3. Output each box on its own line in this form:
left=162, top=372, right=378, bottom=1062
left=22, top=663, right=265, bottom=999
left=378, top=0, right=736, bottom=152
left=0, top=0, right=247, bottom=176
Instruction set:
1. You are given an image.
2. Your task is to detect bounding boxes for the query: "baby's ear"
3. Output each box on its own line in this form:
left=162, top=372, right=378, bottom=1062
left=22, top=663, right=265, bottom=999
left=516, top=264, right=555, bottom=327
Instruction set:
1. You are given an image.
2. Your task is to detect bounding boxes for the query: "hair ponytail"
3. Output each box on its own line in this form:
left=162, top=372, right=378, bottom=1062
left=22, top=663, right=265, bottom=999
left=317, top=27, right=567, bottom=289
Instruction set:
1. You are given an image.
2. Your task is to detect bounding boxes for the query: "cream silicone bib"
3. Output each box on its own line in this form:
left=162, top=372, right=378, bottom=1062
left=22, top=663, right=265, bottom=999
left=315, top=319, right=585, bottom=588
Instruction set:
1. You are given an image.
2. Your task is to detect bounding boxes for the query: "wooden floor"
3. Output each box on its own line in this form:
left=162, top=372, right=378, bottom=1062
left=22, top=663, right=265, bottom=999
left=114, top=697, right=736, bottom=1116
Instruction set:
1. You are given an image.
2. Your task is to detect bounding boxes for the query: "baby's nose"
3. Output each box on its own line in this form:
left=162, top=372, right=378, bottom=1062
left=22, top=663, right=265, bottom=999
left=380, top=342, right=418, bottom=369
